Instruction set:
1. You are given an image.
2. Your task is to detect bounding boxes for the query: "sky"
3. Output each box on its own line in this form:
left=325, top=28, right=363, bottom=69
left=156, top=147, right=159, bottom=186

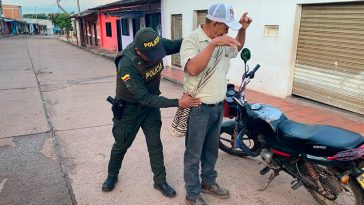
left=2, top=0, right=116, bottom=14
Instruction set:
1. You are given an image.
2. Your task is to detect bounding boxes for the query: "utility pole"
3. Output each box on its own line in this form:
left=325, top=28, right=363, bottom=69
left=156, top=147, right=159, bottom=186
left=0, top=0, right=3, bottom=17
left=75, top=0, right=81, bottom=45
left=35, top=5, right=38, bottom=24
left=76, top=0, right=80, bottom=14
left=0, top=0, right=3, bottom=34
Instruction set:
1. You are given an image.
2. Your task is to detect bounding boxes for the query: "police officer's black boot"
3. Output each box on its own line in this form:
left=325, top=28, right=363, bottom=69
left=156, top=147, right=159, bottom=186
left=102, top=176, right=118, bottom=192
left=153, top=181, right=177, bottom=197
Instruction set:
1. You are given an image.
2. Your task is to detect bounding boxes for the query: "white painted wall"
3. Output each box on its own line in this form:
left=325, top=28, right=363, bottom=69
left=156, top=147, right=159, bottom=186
left=161, top=0, right=362, bottom=98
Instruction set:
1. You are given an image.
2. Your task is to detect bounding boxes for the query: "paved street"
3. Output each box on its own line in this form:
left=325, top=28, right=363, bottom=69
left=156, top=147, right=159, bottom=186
left=0, top=37, right=320, bottom=205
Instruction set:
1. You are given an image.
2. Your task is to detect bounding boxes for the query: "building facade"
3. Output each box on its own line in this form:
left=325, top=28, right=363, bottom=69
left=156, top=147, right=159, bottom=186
left=2, top=4, right=27, bottom=35
left=96, top=0, right=161, bottom=51
left=72, top=0, right=162, bottom=52
left=24, top=18, right=52, bottom=35
left=2, top=4, right=22, bottom=20
left=75, top=11, right=100, bottom=47
left=161, top=0, right=364, bottom=115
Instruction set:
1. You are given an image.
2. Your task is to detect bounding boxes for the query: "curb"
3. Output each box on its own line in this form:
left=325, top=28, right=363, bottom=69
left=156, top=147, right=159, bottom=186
left=58, top=38, right=115, bottom=61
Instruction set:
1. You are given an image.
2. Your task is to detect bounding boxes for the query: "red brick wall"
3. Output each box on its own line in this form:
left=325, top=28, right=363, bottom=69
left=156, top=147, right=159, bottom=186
left=3, top=5, right=22, bottom=20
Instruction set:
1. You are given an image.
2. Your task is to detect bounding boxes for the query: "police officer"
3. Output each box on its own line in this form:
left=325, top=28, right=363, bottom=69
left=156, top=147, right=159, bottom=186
left=102, top=28, right=201, bottom=197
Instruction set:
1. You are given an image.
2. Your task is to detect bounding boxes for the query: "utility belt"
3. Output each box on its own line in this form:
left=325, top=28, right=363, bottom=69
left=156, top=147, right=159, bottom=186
left=107, top=96, right=126, bottom=120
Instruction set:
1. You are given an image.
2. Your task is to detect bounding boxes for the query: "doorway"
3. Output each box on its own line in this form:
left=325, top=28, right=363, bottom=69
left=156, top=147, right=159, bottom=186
left=116, top=19, right=122, bottom=51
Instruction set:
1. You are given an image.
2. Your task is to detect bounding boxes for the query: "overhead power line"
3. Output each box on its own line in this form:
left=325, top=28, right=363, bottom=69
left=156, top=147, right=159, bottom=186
left=56, top=0, right=67, bottom=13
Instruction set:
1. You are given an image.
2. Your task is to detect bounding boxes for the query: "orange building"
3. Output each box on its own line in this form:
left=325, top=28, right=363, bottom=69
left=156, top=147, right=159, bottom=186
left=3, top=5, right=22, bottom=20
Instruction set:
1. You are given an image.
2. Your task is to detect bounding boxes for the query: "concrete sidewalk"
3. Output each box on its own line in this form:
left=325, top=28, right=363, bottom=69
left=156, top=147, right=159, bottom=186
left=63, top=40, right=364, bottom=135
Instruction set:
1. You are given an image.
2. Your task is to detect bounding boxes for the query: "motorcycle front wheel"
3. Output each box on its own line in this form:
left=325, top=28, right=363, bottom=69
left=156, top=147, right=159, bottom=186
left=219, top=126, right=260, bottom=157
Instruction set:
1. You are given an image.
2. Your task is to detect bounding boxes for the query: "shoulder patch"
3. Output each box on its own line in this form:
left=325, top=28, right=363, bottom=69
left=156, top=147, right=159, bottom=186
left=121, top=74, right=131, bottom=82
left=121, top=73, right=132, bottom=88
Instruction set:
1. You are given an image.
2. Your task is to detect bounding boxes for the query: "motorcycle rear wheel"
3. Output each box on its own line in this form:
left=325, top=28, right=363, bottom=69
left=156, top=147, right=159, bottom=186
left=308, top=168, right=364, bottom=205
left=219, top=127, right=260, bottom=157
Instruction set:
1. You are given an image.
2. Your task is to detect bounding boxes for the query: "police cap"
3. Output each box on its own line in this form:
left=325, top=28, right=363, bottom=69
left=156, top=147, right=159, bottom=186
left=134, top=28, right=166, bottom=62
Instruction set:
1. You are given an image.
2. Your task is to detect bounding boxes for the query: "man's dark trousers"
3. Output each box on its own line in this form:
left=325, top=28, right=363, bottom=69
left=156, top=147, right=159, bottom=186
left=184, top=103, right=224, bottom=199
left=107, top=103, right=166, bottom=184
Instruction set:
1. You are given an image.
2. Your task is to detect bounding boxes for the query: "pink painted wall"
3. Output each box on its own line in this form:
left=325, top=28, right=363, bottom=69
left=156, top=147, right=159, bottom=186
left=99, top=14, right=119, bottom=51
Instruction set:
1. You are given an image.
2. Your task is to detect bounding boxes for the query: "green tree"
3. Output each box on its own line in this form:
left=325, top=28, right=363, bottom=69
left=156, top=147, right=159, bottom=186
left=48, top=13, right=73, bottom=35
left=23, top=13, right=48, bottom=19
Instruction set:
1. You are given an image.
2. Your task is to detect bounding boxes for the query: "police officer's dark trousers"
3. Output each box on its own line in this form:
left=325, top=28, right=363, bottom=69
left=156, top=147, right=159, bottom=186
left=107, top=103, right=166, bottom=184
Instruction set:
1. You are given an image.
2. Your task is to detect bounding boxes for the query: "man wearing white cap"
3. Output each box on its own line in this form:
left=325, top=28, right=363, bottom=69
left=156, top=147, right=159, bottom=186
left=180, top=3, right=252, bottom=205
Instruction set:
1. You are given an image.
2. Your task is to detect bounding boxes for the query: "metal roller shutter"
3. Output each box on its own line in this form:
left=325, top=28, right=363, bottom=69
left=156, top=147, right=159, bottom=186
left=293, top=2, right=364, bottom=115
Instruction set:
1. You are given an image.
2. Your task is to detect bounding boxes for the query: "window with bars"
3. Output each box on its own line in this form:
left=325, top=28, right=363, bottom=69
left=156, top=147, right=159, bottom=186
left=105, top=22, right=112, bottom=37
left=196, top=10, right=207, bottom=28
left=121, top=18, right=129, bottom=36
left=171, top=14, right=182, bottom=67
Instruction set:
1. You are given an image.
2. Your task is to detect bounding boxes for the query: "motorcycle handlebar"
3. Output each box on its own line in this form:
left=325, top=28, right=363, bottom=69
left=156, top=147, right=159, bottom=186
left=248, top=64, right=260, bottom=79
left=239, top=64, right=261, bottom=96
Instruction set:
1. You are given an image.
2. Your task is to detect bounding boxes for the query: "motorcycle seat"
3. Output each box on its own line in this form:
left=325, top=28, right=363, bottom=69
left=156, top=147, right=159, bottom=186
left=277, top=120, right=364, bottom=156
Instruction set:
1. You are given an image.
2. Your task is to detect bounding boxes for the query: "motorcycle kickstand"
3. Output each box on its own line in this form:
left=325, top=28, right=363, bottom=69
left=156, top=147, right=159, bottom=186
left=258, top=170, right=279, bottom=191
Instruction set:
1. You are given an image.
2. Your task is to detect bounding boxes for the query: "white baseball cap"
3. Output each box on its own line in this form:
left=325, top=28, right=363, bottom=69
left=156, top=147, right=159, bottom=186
left=206, top=3, right=242, bottom=31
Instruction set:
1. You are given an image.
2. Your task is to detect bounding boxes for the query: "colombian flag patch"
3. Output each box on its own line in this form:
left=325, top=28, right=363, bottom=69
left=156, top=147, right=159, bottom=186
left=121, top=74, right=130, bottom=82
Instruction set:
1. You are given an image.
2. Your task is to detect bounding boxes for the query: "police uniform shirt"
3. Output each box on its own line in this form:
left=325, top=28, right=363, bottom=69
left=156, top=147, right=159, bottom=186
left=115, top=38, right=183, bottom=108
left=181, top=25, right=238, bottom=104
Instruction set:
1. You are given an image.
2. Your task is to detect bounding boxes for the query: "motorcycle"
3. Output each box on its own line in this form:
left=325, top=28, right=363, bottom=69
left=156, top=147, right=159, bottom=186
left=219, top=48, right=364, bottom=205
